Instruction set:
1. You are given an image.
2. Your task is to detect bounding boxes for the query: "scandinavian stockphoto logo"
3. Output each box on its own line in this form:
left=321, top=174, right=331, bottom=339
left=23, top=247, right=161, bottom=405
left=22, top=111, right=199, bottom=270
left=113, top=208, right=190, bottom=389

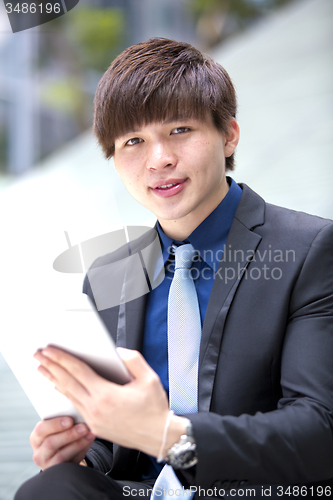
left=53, top=227, right=165, bottom=311
left=4, top=0, right=80, bottom=33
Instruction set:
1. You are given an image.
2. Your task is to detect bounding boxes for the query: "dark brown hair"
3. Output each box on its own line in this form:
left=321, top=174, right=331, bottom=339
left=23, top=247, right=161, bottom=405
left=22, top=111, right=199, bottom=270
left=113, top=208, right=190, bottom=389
left=94, top=37, right=237, bottom=170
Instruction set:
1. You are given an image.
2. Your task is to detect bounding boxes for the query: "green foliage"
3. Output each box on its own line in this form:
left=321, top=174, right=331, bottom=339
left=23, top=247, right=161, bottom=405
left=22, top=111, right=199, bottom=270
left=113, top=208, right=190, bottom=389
left=35, top=6, right=126, bottom=136
left=189, top=0, right=294, bottom=47
left=192, top=0, right=261, bottom=18
left=40, top=79, right=82, bottom=114
left=191, top=0, right=293, bottom=17
left=68, top=7, right=125, bottom=72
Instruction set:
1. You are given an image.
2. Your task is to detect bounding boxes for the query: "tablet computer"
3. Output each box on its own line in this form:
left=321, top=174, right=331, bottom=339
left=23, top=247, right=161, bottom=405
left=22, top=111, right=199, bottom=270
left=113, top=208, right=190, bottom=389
left=1, top=295, right=131, bottom=423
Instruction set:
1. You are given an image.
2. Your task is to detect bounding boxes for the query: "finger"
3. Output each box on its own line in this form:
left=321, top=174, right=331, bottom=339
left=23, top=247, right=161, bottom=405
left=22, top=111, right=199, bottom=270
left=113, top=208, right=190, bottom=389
left=37, top=347, right=101, bottom=389
left=37, top=433, right=95, bottom=470
left=71, top=439, right=95, bottom=465
left=117, top=348, right=156, bottom=379
left=34, top=350, right=91, bottom=403
left=33, top=423, right=94, bottom=466
left=30, top=417, right=74, bottom=448
left=42, top=423, right=93, bottom=454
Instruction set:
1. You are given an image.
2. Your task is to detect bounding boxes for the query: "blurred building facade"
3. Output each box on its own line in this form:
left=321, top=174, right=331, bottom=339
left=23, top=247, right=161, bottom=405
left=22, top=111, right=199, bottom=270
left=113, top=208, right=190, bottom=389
left=0, top=0, right=195, bottom=176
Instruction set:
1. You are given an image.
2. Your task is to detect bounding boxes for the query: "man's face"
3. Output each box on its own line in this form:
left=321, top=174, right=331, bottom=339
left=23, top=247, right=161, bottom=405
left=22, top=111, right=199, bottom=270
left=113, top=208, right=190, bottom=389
left=113, top=115, right=238, bottom=237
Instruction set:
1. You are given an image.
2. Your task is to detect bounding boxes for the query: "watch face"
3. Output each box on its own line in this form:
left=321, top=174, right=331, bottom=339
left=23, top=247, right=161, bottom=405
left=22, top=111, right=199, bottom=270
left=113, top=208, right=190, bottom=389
left=176, top=450, right=198, bottom=469
left=166, top=437, right=198, bottom=470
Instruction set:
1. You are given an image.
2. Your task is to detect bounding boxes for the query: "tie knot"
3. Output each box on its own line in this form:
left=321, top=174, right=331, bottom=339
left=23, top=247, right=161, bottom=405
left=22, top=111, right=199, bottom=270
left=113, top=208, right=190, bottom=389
left=174, top=243, right=196, bottom=270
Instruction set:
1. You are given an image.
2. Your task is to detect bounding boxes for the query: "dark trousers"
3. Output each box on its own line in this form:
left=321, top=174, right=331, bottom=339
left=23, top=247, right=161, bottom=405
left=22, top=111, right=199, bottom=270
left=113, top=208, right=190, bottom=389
left=14, top=463, right=155, bottom=500
left=15, top=464, right=330, bottom=500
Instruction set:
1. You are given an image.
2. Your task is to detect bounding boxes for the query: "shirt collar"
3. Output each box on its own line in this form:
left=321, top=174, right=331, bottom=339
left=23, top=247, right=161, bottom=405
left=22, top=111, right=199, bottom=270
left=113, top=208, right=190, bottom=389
left=157, top=177, right=242, bottom=269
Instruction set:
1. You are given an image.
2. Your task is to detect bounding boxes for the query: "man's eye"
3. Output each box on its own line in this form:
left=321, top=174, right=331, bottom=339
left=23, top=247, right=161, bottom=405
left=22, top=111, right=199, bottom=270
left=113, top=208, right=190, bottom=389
left=125, top=137, right=143, bottom=146
left=171, top=127, right=190, bottom=135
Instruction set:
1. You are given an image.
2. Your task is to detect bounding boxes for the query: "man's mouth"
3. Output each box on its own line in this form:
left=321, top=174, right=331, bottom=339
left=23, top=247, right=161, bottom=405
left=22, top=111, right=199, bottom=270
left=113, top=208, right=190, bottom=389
left=151, top=179, right=187, bottom=197
left=156, top=183, right=179, bottom=190
left=151, top=178, right=186, bottom=189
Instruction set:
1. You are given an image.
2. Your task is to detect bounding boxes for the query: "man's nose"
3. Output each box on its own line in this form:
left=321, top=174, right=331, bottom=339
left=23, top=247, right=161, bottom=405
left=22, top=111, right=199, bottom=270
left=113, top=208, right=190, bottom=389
left=146, top=142, right=177, bottom=170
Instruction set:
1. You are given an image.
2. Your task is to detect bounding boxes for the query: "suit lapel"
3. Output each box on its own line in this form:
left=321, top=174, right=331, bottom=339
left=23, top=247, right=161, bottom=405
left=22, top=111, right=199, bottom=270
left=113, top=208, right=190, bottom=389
left=116, top=226, right=162, bottom=351
left=116, top=294, right=148, bottom=350
left=198, top=184, right=265, bottom=412
left=94, top=226, right=161, bottom=352
left=96, top=259, right=148, bottom=351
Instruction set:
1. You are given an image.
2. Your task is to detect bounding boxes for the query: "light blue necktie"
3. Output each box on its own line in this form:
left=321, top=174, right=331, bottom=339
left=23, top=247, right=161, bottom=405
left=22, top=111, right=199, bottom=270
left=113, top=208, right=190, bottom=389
left=151, top=244, right=201, bottom=500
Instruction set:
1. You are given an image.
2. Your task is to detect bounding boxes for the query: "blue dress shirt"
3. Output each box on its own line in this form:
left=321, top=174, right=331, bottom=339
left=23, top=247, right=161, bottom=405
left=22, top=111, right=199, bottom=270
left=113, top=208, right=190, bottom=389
left=141, top=177, right=242, bottom=478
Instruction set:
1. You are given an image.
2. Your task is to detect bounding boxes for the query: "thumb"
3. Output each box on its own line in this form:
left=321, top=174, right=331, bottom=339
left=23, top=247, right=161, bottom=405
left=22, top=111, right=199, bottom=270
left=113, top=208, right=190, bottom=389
left=117, top=347, right=154, bottom=380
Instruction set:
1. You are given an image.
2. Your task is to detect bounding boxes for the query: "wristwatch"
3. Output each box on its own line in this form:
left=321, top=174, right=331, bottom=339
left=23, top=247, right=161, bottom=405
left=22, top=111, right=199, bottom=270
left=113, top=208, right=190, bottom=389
left=164, top=419, right=198, bottom=470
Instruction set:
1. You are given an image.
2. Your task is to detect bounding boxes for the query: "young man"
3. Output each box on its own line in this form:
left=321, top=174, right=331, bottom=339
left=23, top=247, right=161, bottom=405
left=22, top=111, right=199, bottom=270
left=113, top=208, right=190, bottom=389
left=16, top=38, right=333, bottom=499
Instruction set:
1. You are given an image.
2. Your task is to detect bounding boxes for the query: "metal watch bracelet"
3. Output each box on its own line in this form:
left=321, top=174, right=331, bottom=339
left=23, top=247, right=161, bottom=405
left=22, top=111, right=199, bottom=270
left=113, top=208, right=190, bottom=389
left=164, top=419, right=198, bottom=470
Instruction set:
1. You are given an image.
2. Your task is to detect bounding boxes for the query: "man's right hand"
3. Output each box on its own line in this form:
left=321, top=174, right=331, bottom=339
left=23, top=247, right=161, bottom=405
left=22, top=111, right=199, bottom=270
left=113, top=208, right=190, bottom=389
left=30, top=417, right=95, bottom=470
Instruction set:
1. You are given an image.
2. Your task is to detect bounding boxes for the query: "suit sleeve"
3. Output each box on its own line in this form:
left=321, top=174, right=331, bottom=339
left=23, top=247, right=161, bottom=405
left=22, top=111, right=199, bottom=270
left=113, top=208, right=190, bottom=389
left=180, top=223, right=333, bottom=489
left=85, top=438, right=113, bottom=473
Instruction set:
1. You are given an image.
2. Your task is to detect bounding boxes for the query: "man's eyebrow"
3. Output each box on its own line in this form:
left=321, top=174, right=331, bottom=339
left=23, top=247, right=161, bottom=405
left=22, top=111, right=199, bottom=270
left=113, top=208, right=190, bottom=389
left=116, top=129, right=141, bottom=140
left=116, top=118, right=195, bottom=139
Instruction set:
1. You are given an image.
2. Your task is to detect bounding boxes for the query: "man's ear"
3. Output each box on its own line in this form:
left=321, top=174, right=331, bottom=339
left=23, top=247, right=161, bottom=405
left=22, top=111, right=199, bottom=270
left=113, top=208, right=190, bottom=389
left=224, top=118, right=240, bottom=158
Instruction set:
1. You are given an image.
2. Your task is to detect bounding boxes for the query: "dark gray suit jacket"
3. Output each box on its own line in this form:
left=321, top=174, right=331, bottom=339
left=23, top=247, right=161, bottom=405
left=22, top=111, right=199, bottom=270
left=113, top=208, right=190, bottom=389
left=84, top=184, right=333, bottom=490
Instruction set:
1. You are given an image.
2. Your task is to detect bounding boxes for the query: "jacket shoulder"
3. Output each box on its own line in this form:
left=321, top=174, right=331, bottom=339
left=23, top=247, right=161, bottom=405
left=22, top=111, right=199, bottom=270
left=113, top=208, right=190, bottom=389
left=238, top=183, right=333, bottom=241
left=264, top=202, right=333, bottom=242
